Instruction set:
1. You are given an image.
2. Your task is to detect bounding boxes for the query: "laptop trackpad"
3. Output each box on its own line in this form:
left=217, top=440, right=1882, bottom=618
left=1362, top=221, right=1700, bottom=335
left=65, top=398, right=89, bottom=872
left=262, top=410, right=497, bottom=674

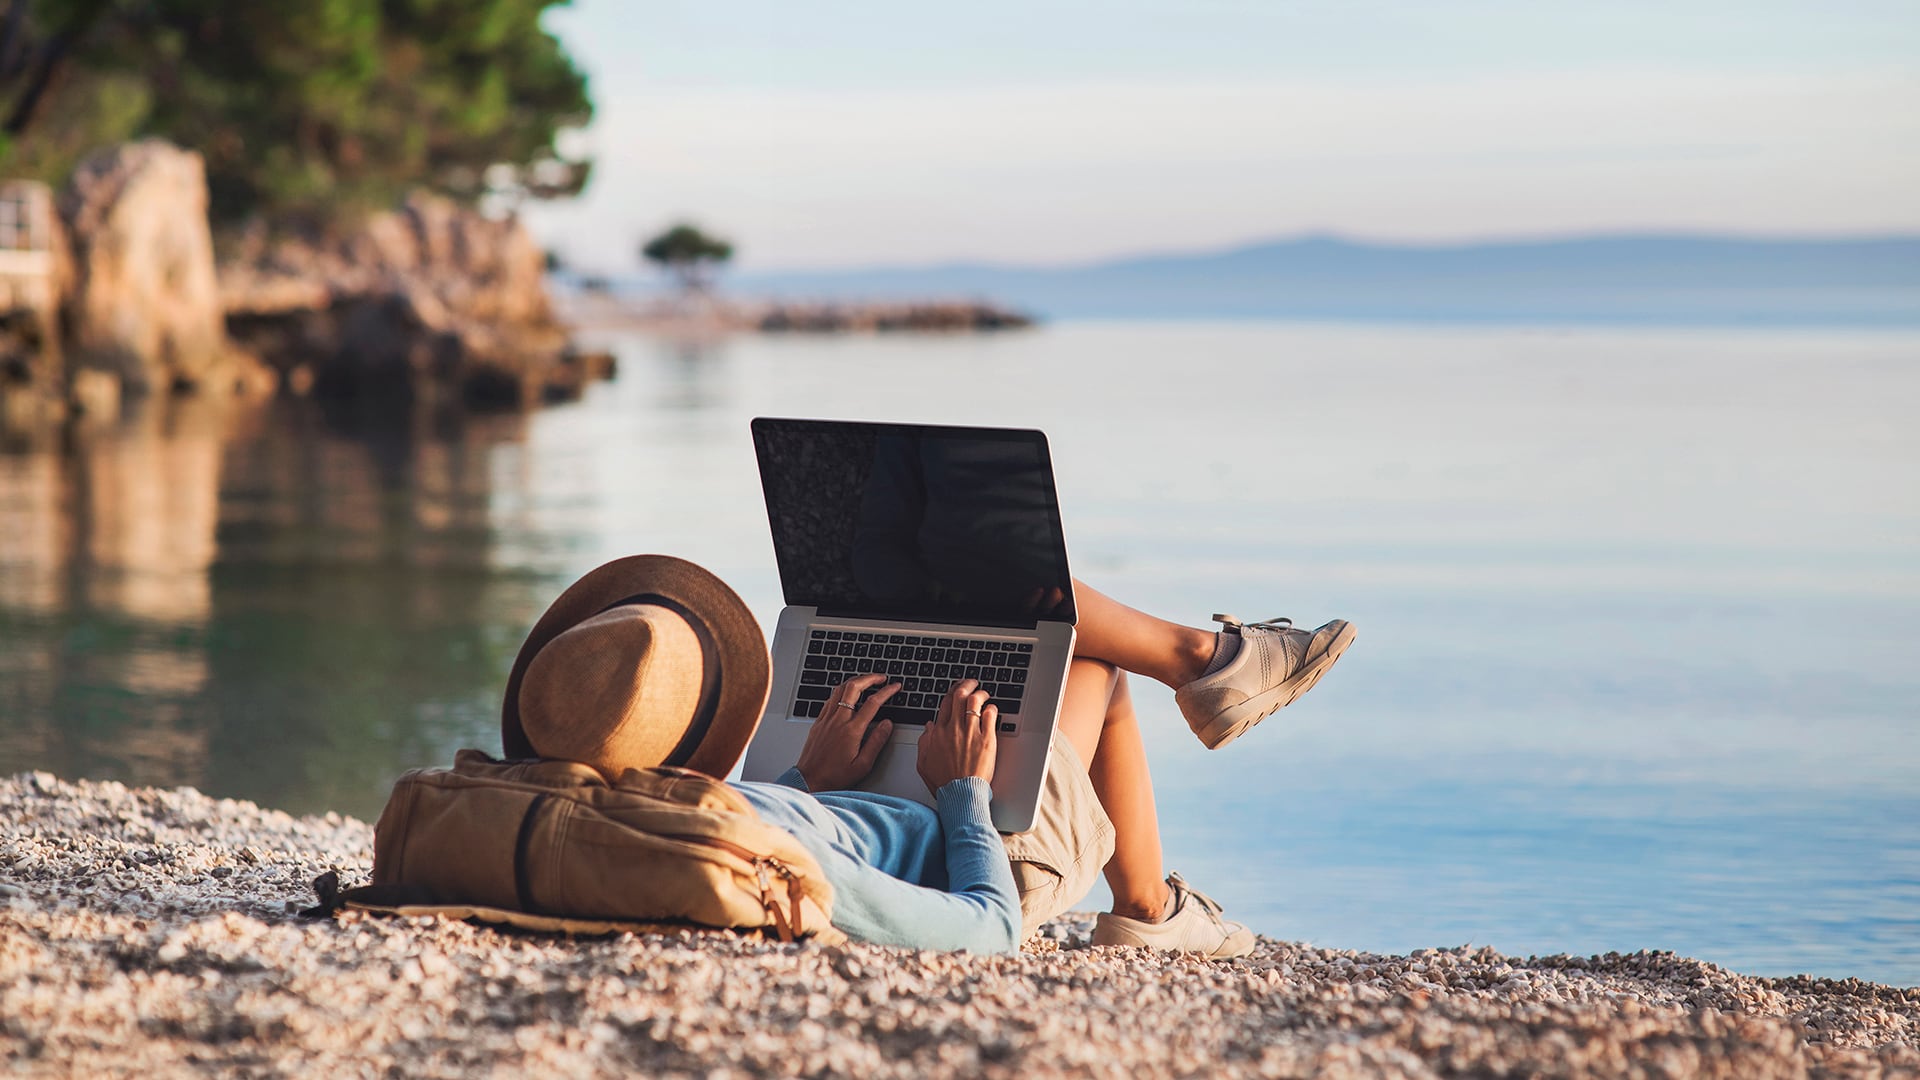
left=860, top=734, right=938, bottom=808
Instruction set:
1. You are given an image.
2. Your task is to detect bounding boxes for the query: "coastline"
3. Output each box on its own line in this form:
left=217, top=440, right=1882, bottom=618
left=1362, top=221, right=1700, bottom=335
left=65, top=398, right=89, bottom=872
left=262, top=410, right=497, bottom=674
left=3, top=771, right=1915, bottom=1078
left=554, top=290, right=1033, bottom=337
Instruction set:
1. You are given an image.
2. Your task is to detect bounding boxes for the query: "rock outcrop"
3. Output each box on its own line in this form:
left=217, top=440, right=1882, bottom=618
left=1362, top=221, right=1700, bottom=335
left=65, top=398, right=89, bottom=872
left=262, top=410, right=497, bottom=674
left=58, top=141, right=229, bottom=395
left=558, top=290, right=1036, bottom=337
left=223, top=192, right=611, bottom=409
left=2, top=140, right=601, bottom=437
left=0, top=191, right=67, bottom=431
left=755, top=300, right=1032, bottom=333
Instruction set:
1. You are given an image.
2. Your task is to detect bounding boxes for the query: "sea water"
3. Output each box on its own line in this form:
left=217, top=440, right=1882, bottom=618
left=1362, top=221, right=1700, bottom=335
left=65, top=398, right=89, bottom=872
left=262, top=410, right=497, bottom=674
left=2, top=321, right=1915, bottom=985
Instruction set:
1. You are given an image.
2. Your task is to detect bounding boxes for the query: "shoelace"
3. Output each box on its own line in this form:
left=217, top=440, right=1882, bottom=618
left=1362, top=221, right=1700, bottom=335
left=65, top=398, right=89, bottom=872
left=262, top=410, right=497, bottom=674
left=1213, top=614, right=1294, bottom=634
left=1166, top=872, right=1226, bottom=919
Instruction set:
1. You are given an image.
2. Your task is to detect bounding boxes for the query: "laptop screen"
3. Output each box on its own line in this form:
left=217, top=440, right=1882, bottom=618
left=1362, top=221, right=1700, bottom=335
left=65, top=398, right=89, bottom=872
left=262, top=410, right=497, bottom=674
left=752, top=418, right=1078, bottom=626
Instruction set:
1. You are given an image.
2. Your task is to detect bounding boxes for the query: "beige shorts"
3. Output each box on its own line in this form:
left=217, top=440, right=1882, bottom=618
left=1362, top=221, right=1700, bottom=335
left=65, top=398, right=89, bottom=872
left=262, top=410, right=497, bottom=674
left=1000, top=734, right=1115, bottom=940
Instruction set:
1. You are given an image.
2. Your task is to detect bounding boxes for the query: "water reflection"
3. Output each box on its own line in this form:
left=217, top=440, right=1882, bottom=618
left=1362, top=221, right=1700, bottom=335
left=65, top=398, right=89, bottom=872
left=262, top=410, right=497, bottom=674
left=655, top=335, right=729, bottom=412
left=0, top=394, right=558, bottom=818
left=2, top=323, right=1916, bottom=983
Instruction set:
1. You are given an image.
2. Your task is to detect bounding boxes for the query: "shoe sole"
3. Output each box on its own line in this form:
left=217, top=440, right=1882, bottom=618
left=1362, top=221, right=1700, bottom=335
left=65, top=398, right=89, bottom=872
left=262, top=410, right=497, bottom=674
left=1196, top=620, right=1357, bottom=750
left=1091, top=922, right=1257, bottom=959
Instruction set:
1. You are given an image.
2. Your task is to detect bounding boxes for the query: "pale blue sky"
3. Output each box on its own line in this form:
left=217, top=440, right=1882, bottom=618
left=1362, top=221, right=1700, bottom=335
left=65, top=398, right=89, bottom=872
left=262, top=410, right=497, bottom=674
left=525, top=1, right=1920, bottom=271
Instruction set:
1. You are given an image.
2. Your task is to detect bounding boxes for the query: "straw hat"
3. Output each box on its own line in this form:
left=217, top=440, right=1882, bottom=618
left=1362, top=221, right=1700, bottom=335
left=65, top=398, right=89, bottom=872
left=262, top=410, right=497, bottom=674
left=502, top=555, right=771, bottom=779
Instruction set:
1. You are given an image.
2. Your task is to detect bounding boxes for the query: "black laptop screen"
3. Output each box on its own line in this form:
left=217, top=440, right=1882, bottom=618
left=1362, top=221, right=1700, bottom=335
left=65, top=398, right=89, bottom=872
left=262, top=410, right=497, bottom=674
left=752, top=418, right=1078, bottom=626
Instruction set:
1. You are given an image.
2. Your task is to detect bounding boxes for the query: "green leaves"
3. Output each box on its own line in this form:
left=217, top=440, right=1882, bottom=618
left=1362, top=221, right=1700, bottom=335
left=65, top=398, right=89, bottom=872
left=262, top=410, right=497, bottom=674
left=0, top=0, right=593, bottom=225
left=641, top=223, right=737, bottom=292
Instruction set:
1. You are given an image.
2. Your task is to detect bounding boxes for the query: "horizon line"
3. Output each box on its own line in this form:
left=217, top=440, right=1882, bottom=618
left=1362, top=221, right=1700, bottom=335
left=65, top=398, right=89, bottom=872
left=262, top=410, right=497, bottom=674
left=572, top=227, right=1920, bottom=280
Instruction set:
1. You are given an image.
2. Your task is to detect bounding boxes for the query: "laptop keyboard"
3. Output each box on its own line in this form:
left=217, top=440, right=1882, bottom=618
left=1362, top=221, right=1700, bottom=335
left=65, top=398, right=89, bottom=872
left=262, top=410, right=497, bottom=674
left=793, top=629, right=1032, bottom=733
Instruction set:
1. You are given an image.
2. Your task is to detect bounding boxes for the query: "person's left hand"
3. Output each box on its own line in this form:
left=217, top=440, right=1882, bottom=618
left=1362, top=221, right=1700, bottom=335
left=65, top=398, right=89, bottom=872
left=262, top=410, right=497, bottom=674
left=794, top=673, right=900, bottom=792
left=915, top=679, right=998, bottom=795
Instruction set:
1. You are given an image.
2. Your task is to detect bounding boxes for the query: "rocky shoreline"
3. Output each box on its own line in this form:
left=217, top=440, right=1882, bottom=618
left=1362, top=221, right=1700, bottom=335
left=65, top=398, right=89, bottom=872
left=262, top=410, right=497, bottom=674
left=3, top=140, right=618, bottom=434
left=2, top=771, right=1915, bottom=1078
left=3, top=139, right=1038, bottom=440
left=559, top=290, right=1034, bottom=337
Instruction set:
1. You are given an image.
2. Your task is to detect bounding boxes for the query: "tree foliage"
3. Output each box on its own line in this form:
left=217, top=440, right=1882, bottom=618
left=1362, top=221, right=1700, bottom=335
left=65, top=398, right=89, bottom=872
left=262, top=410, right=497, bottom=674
left=640, top=222, right=733, bottom=291
left=0, top=0, right=593, bottom=226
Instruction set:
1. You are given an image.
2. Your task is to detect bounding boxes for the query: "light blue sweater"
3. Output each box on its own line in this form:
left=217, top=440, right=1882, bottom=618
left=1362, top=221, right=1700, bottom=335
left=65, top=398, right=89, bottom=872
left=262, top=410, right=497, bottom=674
left=729, top=769, right=1022, bottom=953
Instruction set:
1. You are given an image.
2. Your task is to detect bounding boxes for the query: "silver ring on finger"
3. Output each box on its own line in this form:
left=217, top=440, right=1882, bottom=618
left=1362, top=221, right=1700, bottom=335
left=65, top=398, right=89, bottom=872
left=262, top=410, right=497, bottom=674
left=834, top=701, right=856, bottom=712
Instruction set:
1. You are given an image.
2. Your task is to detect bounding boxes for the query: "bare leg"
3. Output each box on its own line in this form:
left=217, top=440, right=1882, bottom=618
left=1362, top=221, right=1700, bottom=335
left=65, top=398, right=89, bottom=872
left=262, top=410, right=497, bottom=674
left=1071, top=578, right=1215, bottom=690
left=1056, top=657, right=1171, bottom=921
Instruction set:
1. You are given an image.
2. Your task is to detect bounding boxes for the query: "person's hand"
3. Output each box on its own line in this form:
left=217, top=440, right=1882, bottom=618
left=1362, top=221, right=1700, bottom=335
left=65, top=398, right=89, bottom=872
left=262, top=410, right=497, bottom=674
left=794, top=674, right=899, bottom=792
left=916, top=679, right=998, bottom=796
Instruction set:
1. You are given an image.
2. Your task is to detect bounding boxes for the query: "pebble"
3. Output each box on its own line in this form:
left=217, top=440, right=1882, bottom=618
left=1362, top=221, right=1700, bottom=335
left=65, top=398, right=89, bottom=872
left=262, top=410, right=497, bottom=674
left=2, top=770, right=1916, bottom=1078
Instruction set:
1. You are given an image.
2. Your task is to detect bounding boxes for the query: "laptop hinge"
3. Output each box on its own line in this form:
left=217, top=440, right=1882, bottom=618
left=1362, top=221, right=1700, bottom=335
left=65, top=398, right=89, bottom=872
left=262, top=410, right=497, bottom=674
left=812, top=608, right=1040, bottom=632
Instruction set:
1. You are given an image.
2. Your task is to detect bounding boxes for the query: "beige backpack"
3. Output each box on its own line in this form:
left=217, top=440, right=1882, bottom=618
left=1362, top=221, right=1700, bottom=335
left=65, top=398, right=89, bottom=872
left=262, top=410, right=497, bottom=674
left=316, top=749, right=843, bottom=943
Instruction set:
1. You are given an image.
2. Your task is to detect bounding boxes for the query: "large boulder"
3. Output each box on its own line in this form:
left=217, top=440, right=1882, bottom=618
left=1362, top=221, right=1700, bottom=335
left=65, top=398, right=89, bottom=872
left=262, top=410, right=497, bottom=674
left=222, top=191, right=601, bottom=409
left=59, top=140, right=227, bottom=395
left=0, top=184, right=64, bottom=413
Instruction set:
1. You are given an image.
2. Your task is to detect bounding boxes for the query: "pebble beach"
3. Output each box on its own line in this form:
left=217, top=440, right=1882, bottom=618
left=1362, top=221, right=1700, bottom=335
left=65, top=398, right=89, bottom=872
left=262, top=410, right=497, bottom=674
left=2, top=770, right=1915, bottom=1079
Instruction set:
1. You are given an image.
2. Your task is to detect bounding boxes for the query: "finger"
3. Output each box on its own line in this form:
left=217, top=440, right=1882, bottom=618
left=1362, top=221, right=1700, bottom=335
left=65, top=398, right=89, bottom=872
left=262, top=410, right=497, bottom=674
left=854, top=718, right=893, bottom=769
left=832, top=673, right=889, bottom=717
left=953, top=680, right=984, bottom=726
left=853, top=681, right=902, bottom=722
left=935, top=679, right=972, bottom=724
left=980, top=703, right=999, bottom=731
left=964, top=688, right=991, bottom=723
left=836, top=672, right=887, bottom=697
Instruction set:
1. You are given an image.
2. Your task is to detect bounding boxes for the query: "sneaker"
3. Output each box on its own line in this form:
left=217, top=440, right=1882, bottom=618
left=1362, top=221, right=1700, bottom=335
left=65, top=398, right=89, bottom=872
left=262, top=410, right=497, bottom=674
left=1176, top=614, right=1356, bottom=750
left=1092, top=873, right=1255, bottom=959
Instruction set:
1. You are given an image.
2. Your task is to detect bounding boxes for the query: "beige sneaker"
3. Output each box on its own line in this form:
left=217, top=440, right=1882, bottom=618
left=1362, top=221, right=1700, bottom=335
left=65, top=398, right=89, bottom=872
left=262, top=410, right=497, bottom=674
left=1092, top=873, right=1255, bottom=959
left=1176, top=614, right=1356, bottom=750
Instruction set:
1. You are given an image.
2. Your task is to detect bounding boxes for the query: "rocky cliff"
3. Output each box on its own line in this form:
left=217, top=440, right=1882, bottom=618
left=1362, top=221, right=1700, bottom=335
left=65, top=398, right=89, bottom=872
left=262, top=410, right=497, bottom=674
left=1, top=140, right=605, bottom=436
left=59, top=140, right=233, bottom=396
left=222, top=192, right=610, bottom=409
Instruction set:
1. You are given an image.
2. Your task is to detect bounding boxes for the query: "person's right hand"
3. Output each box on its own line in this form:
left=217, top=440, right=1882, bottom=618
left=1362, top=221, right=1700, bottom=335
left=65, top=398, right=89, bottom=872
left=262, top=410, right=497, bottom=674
left=915, top=678, right=998, bottom=796
left=794, top=673, right=899, bottom=792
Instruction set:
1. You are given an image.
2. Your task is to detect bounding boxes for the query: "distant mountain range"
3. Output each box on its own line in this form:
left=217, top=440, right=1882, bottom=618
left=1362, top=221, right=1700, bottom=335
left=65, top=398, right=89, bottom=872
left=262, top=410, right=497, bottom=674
left=717, top=234, right=1920, bottom=326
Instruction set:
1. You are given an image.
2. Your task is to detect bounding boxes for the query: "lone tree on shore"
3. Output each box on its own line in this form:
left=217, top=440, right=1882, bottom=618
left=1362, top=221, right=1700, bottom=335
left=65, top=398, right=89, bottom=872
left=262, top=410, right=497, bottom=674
left=641, top=223, right=733, bottom=293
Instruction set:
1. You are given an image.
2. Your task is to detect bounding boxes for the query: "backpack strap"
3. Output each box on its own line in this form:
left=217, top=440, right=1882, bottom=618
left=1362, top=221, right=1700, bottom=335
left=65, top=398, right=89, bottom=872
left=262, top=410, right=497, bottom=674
left=300, top=869, right=440, bottom=918
left=756, top=859, right=808, bottom=942
left=301, top=869, right=838, bottom=941
left=512, top=793, right=553, bottom=912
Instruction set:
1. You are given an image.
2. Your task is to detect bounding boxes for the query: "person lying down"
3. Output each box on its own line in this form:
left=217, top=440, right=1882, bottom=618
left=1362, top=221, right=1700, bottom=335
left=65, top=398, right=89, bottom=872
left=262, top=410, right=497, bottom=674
left=501, top=555, right=1355, bottom=956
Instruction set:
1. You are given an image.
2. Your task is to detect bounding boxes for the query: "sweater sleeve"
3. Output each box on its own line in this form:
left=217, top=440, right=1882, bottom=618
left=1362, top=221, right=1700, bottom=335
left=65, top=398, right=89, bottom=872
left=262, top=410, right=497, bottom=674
left=814, top=779, right=1021, bottom=954
left=930, top=777, right=1024, bottom=948
left=729, top=778, right=1024, bottom=953
left=833, top=772, right=1021, bottom=949
left=773, top=766, right=810, bottom=792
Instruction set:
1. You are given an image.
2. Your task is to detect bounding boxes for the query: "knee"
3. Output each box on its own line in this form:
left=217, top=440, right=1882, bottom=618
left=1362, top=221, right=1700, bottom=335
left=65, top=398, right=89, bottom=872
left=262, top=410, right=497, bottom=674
left=1067, top=657, right=1122, bottom=702
left=1068, top=656, right=1118, bottom=684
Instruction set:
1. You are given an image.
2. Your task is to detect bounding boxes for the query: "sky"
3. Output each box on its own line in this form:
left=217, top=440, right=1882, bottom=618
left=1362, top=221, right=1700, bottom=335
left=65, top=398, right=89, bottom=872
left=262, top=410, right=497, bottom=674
left=522, top=1, right=1920, bottom=272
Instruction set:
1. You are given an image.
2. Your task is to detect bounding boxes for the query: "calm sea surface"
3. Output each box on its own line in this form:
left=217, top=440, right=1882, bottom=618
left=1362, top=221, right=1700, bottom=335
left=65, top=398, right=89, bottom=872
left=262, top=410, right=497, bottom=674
left=3, top=321, right=1916, bottom=985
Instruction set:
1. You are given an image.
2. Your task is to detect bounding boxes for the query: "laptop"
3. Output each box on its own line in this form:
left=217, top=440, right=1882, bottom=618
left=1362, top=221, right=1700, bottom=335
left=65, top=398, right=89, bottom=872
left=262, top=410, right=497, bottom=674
left=738, top=418, right=1079, bottom=832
